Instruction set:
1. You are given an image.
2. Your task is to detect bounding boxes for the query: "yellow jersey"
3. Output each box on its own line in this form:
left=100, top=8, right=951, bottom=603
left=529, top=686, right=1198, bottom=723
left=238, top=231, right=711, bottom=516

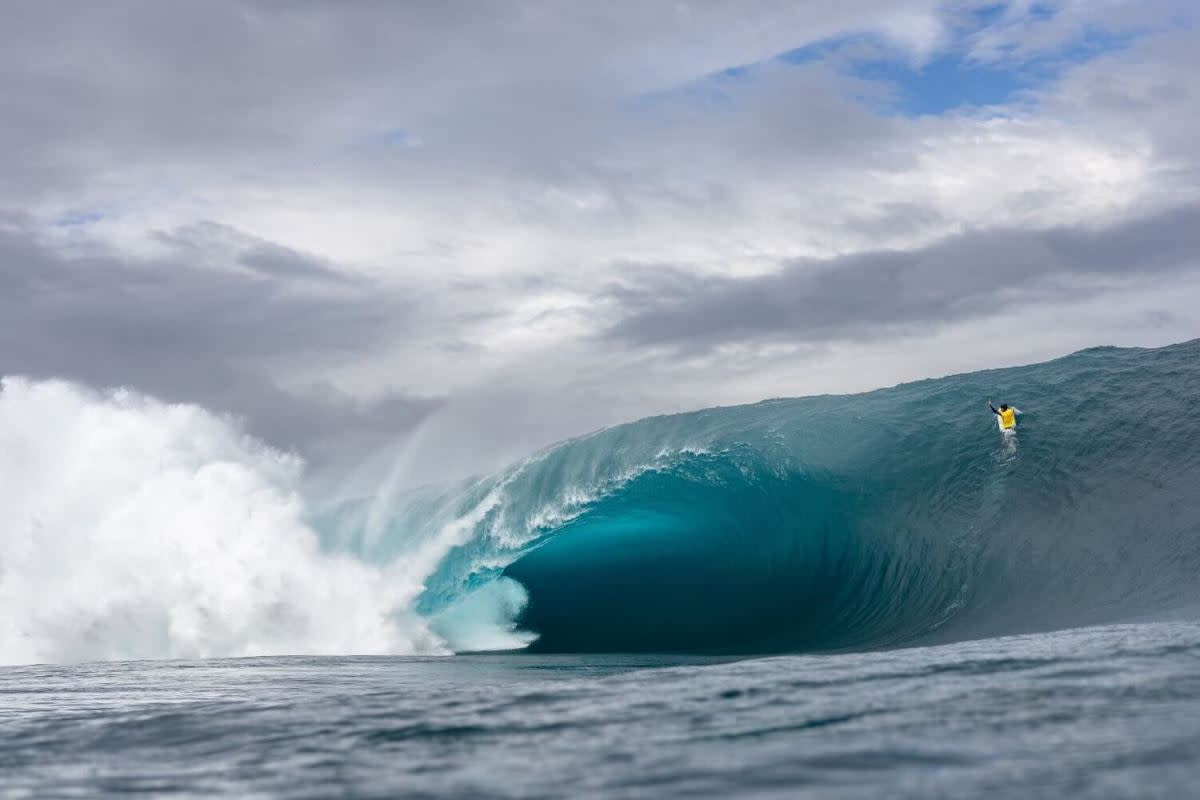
left=999, top=408, right=1017, bottom=429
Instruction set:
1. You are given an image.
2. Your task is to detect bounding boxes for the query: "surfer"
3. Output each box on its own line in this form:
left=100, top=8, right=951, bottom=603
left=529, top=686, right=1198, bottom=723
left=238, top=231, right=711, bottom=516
left=988, top=401, right=1020, bottom=431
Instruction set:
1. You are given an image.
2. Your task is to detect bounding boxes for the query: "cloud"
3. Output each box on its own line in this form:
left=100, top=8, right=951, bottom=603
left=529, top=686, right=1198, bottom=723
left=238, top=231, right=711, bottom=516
left=0, top=216, right=438, bottom=457
left=1, top=1, right=1198, bottom=475
left=158, top=222, right=356, bottom=284
left=0, top=1, right=957, bottom=193
left=602, top=203, right=1200, bottom=352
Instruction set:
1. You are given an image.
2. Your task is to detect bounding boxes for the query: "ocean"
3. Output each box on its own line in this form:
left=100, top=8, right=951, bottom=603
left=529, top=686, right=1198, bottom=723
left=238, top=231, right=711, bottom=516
left=5, top=623, right=1200, bottom=797
left=3, top=339, right=1200, bottom=797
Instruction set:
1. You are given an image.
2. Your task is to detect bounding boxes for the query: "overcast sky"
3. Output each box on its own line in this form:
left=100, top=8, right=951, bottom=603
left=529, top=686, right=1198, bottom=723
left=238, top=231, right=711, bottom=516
left=3, top=0, right=1198, bottom=480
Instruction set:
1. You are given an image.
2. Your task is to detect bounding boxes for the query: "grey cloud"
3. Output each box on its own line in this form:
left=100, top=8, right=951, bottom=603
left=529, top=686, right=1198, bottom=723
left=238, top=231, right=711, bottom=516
left=1041, top=27, right=1200, bottom=167
left=4, top=2, right=1189, bottom=252
left=844, top=203, right=949, bottom=240
left=603, top=204, right=1200, bottom=352
left=239, top=243, right=353, bottom=284
left=0, top=218, right=436, bottom=458
left=159, top=222, right=356, bottom=284
left=2, top=2, right=1191, bottom=206
left=0, top=0, right=955, bottom=202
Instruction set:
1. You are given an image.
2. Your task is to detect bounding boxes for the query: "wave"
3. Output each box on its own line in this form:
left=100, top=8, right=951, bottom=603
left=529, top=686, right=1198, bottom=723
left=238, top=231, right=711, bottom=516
left=4, top=339, right=1200, bottom=663
left=411, top=338, right=1200, bottom=653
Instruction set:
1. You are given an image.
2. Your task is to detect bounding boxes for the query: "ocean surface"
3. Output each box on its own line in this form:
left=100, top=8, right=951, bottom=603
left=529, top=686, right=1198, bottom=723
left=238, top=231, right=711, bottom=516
left=3, top=339, right=1200, bottom=796
left=4, top=622, right=1200, bottom=798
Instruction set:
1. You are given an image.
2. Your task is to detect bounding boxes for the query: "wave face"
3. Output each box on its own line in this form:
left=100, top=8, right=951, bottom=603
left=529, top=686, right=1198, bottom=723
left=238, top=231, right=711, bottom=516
left=409, top=339, right=1200, bottom=653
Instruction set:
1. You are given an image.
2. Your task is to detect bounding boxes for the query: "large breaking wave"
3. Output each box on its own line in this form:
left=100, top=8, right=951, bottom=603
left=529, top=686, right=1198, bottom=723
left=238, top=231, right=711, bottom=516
left=4, top=339, right=1200, bottom=664
left=407, top=338, right=1200, bottom=653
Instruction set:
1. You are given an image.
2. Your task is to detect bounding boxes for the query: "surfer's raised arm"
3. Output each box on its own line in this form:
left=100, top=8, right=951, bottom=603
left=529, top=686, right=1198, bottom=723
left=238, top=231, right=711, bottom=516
left=989, top=401, right=1019, bottom=431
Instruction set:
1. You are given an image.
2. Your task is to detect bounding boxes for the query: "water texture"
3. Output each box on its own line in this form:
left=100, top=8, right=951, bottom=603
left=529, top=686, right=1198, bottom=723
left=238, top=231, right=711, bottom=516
left=3, top=622, right=1200, bottom=798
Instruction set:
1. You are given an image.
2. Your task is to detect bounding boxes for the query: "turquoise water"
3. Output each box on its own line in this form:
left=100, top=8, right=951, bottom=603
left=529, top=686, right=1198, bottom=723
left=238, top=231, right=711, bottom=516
left=369, top=338, right=1200, bottom=654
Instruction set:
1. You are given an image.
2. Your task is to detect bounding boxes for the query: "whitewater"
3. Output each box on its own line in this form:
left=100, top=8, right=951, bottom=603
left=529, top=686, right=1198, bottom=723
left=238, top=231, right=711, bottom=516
left=3, top=339, right=1200, bottom=797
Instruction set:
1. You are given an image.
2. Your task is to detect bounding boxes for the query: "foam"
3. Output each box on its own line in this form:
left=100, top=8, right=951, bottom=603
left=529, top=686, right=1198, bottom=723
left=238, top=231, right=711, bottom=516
left=0, top=378, right=446, bottom=665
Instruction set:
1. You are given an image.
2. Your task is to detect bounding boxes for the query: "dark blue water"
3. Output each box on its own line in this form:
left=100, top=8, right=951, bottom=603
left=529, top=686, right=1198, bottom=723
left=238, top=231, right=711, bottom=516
left=4, top=622, right=1200, bottom=798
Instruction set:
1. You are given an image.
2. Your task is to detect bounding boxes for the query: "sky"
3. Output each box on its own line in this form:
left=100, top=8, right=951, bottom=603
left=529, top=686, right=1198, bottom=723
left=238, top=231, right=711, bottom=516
left=3, top=0, right=1199, bottom=482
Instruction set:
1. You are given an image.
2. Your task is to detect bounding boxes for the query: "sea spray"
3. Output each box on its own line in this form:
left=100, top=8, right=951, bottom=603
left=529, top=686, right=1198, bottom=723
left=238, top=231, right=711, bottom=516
left=0, top=378, right=444, bottom=665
